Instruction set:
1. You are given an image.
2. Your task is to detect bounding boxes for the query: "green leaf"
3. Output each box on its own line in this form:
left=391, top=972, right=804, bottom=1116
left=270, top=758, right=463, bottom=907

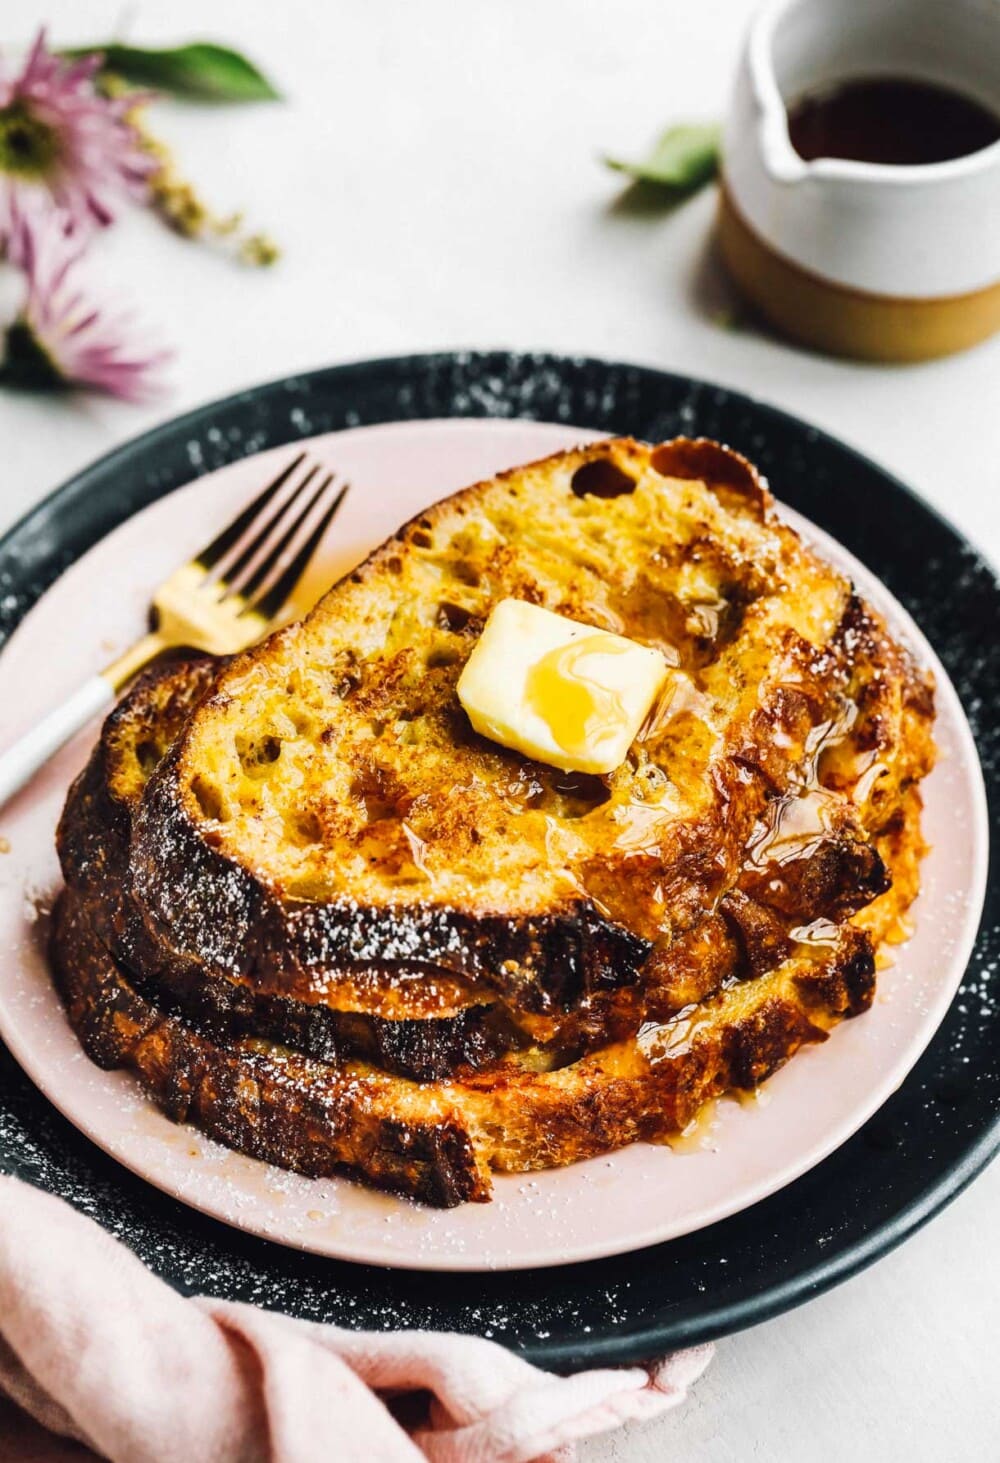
left=604, top=124, right=720, bottom=193
left=63, top=41, right=281, bottom=102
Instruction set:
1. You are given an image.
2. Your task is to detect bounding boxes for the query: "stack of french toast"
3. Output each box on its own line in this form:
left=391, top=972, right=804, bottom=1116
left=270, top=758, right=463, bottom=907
left=51, top=437, right=936, bottom=1206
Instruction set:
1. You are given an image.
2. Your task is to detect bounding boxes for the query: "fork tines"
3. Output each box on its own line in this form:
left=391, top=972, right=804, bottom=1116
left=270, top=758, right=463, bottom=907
left=196, top=452, right=349, bottom=618
left=248, top=478, right=349, bottom=620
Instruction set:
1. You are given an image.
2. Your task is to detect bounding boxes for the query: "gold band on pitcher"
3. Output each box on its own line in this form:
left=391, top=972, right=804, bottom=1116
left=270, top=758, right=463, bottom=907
left=717, top=182, right=1000, bottom=363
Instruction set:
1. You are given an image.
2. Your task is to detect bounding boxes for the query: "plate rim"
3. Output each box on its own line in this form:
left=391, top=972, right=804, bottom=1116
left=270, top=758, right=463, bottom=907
left=5, top=350, right=999, bottom=588
left=0, top=349, right=997, bottom=1367
left=0, top=418, right=988, bottom=1274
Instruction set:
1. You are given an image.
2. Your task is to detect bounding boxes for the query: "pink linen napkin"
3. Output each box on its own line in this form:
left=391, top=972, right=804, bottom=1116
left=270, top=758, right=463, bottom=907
left=0, top=1176, right=711, bottom=1462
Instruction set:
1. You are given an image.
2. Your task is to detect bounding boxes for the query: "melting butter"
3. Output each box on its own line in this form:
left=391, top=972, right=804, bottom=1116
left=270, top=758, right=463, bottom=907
left=457, top=598, right=668, bottom=775
left=525, top=635, right=633, bottom=764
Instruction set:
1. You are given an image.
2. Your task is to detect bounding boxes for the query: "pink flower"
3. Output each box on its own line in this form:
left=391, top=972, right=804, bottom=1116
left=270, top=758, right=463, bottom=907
left=2, top=225, right=168, bottom=400
left=0, top=29, right=154, bottom=250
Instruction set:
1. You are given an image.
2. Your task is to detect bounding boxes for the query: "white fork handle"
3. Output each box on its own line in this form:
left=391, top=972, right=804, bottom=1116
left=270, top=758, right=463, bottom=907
left=0, top=675, right=114, bottom=811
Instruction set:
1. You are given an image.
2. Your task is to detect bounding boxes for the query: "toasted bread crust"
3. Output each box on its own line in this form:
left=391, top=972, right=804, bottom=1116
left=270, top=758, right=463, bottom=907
left=50, top=770, right=925, bottom=1207
left=49, top=438, right=935, bottom=1203
left=58, top=605, right=928, bottom=1079
left=51, top=893, right=488, bottom=1206
left=50, top=883, right=879, bottom=1205
left=128, top=438, right=934, bottom=1018
left=58, top=659, right=529, bottom=1081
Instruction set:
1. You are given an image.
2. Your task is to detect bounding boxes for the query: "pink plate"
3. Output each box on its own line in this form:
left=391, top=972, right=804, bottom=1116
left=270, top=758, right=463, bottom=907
left=0, top=419, right=987, bottom=1272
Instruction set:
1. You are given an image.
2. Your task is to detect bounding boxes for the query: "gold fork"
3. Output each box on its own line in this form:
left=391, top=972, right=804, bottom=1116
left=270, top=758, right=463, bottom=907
left=0, top=452, right=349, bottom=810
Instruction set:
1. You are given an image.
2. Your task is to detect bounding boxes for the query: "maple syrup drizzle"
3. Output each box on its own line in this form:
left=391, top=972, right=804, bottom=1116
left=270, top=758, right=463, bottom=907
left=667, top=1099, right=720, bottom=1153
left=746, top=697, right=859, bottom=871
left=790, top=917, right=841, bottom=948
left=524, top=635, right=634, bottom=761
left=666, top=1089, right=772, bottom=1155
left=745, top=784, right=840, bottom=870
left=637, top=1005, right=715, bottom=1064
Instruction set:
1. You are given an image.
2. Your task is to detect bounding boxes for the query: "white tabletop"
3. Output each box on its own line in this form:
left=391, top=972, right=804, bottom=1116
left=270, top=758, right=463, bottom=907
left=3, top=3, right=999, bottom=1458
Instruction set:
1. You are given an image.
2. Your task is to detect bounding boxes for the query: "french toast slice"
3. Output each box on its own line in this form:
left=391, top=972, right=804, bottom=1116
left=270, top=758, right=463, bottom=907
left=50, top=436, right=934, bottom=1203
left=127, top=438, right=935, bottom=1024
left=58, top=449, right=934, bottom=1078
left=57, top=659, right=520, bottom=1082
left=50, top=781, right=924, bottom=1205
left=52, top=660, right=876, bottom=1079
left=64, top=623, right=924, bottom=1048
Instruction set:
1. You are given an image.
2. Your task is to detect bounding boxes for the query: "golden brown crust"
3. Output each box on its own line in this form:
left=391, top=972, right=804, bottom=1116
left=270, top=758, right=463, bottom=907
left=126, top=438, right=935, bottom=1016
left=57, top=659, right=526, bottom=1082
left=52, top=780, right=922, bottom=1202
left=50, top=728, right=928, bottom=1207
left=57, top=589, right=932, bottom=1080
left=49, top=878, right=882, bottom=1205
left=49, top=437, right=936, bottom=1204
left=51, top=893, right=488, bottom=1206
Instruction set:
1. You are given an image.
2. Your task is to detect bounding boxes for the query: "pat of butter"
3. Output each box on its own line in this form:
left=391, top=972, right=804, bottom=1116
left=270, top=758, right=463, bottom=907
left=456, top=598, right=668, bottom=775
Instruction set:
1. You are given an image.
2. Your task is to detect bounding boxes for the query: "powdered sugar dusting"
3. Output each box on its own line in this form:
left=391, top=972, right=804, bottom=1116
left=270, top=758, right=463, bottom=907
left=0, top=358, right=996, bottom=1365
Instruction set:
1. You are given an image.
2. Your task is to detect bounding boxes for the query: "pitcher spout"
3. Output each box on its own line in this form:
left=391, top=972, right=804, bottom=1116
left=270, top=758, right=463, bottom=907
left=749, top=2, right=809, bottom=184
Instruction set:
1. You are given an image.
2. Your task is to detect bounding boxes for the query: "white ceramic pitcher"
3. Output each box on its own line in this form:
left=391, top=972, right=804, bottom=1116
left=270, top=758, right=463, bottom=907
left=719, top=0, right=1000, bottom=360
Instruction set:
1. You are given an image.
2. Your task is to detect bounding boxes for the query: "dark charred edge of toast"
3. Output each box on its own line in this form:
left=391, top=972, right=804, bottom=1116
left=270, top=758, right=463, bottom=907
left=126, top=690, right=894, bottom=1026
left=789, top=925, right=876, bottom=1026
left=50, top=892, right=488, bottom=1207
left=55, top=659, right=536, bottom=1081
left=60, top=640, right=905, bottom=1075
left=56, top=654, right=220, bottom=905
left=62, top=777, right=530, bottom=1084
left=476, top=927, right=877, bottom=1162
left=737, top=832, right=889, bottom=924
left=50, top=887, right=877, bottom=1208
left=130, top=746, right=652, bottom=1012
left=121, top=435, right=781, bottom=1013
left=120, top=930, right=525, bottom=1083
left=125, top=664, right=890, bottom=1022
